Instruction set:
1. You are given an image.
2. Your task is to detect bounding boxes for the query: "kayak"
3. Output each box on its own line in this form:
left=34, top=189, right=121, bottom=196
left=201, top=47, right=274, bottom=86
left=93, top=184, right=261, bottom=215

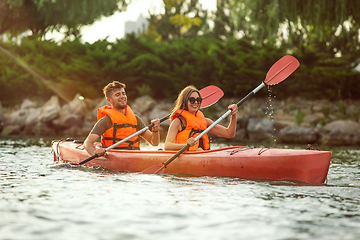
left=52, top=140, right=331, bottom=185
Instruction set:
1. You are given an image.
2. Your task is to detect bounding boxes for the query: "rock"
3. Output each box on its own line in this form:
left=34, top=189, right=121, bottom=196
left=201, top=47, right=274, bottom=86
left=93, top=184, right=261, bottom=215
left=20, top=99, right=37, bottom=109
left=273, top=119, right=297, bottom=130
left=303, top=112, right=324, bottom=125
left=320, top=120, right=360, bottom=145
left=25, top=108, right=41, bottom=126
left=149, top=107, right=171, bottom=128
left=235, top=128, right=247, bottom=140
left=0, top=101, right=4, bottom=128
left=62, top=125, right=88, bottom=137
left=131, top=95, right=156, bottom=114
left=2, top=125, right=22, bottom=135
left=278, top=126, right=319, bottom=144
left=39, top=96, right=61, bottom=123
left=272, top=110, right=297, bottom=130
left=6, top=108, right=29, bottom=128
left=61, top=114, right=83, bottom=127
left=1, top=95, right=360, bottom=146
left=273, top=110, right=295, bottom=121
left=24, top=108, right=42, bottom=135
left=92, top=97, right=109, bottom=117
left=247, top=118, right=275, bottom=141
left=0, top=101, right=3, bottom=121
left=345, top=104, right=359, bottom=116
left=312, top=99, right=330, bottom=112
left=32, top=122, right=57, bottom=136
left=66, top=93, right=92, bottom=116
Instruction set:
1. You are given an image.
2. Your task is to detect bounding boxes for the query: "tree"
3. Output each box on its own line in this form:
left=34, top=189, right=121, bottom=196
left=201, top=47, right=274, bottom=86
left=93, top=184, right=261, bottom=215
left=0, top=0, right=129, bottom=37
left=214, top=0, right=360, bottom=56
left=147, top=0, right=208, bottom=41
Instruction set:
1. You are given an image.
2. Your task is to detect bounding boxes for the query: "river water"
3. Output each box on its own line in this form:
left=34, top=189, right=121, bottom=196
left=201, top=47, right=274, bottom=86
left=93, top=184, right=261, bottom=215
left=0, top=137, right=359, bottom=240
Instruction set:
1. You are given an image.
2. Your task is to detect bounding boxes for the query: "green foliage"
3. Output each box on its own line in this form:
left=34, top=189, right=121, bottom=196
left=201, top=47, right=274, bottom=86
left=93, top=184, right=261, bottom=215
left=217, top=0, right=360, bottom=55
left=322, top=106, right=331, bottom=118
left=1, top=0, right=359, bottom=110
left=1, top=34, right=360, bottom=107
left=136, top=84, right=151, bottom=96
left=0, top=0, right=129, bottom=37
left=295, top=110, right=305, bottom=125
left=147, top=0, right=208, bottom=40
left=289, top=103, right=297, bottom=111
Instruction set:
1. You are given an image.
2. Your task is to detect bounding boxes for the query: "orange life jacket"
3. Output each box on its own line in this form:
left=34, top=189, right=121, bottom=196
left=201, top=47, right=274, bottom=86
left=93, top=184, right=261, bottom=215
left=171, top=110, right=210, bottom=151
left=97, top=105, right=140, bottom=150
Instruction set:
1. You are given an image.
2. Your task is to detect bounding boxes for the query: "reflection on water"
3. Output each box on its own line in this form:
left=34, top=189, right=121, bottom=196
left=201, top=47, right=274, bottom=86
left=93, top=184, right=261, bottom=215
left=1, top=137, right=360, bottom=240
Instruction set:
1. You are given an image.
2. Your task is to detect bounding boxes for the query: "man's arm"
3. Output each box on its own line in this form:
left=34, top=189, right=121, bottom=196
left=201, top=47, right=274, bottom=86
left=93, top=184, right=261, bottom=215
left=83, top=116, right=112, bottom=156
left=83, top=133, right=103, bottom=156
left=136, top=116, right=160, bottom=146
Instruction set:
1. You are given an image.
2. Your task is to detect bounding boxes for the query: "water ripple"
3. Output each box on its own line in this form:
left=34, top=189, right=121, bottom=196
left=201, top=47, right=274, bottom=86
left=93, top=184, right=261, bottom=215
left=1, top=138, right=360, bottom=240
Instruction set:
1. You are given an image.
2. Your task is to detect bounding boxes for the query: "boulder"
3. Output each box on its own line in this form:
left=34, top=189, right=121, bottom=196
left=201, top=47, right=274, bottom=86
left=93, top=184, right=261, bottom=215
left=20, top=99, right=37, bottom=110
left=2, top=125, right=23, bottom=135
left=0, top=100, right=4, bottom=121
left=247, top=118, right=275, bottom=141
left=92, top=97, right=109, bottom=117
left=148, top=107, right=171, bottom=129
left=6, top=108, right=29, bottom=128
left=311, top=99, right=330, bottom=112
left=278, top=126, right=319, bottom=144
left=303, top=112, right=325, bottom=126
left=32, top=121, right=57, bottom=136
left=320, top=120, right=360, bottom=145
left=131, top=95, right=156, bottom=114
left=64, top=93, right=92, bottom=116
left=273, top=119, right=297, bottom=130
left=61, top=114, right=83, bottom=127
left=38, top=96, right=61, bottom=123
left=24, top=108, right=42, bottom=135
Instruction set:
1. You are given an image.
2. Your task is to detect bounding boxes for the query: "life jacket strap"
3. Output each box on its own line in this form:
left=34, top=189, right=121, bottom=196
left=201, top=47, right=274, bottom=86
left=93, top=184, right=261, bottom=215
left=189, top=129, right=203, bottom=138
left=113, top=123, right=137, bottom=129
left=101, top=137, right=140, bottom=149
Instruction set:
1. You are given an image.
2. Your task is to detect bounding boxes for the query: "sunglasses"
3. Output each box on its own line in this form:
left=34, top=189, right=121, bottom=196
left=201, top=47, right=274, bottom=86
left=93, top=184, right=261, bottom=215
left=188, top=97, right=202, bottom=104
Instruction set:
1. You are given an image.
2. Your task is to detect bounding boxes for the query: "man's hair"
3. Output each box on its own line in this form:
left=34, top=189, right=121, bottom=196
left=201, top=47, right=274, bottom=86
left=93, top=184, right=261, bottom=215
left=103, top=81, right=126, bottom=98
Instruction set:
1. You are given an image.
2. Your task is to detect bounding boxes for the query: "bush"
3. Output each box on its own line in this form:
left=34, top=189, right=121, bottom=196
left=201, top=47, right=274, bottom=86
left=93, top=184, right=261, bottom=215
left=1, top=35, right=360, bottom=107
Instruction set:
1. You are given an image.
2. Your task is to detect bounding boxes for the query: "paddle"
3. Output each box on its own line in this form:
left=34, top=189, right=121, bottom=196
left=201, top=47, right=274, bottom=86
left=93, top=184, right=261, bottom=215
left=142, top=55, right=300, bottom=174
left=76, top=85, right=224, bottom=166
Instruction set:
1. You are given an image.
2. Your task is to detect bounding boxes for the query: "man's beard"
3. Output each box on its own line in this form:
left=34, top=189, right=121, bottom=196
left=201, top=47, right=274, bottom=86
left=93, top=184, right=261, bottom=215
left=114, top=101, right=126, bottom=109
left=110, top=99, right=127, bottom=110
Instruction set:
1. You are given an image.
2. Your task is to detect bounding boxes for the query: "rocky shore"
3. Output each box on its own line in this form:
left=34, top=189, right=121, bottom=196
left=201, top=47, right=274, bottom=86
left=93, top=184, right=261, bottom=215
left=1, top=94, right=360, bottom=146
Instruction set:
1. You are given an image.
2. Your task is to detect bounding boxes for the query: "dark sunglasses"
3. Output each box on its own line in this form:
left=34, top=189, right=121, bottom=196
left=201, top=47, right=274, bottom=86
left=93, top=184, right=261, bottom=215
left=188, top=97, right=202, bottom=104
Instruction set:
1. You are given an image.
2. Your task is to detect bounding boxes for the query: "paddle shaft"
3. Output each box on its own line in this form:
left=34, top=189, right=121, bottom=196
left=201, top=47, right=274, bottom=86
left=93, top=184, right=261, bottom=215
left=161, top=82, right=266, bottom=169
left=78, top=113, right=170, bottom=165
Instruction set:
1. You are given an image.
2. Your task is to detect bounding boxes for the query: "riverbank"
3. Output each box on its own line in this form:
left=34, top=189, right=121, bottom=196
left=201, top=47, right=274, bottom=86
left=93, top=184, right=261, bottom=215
left=1, top=94, right=360, bottom=146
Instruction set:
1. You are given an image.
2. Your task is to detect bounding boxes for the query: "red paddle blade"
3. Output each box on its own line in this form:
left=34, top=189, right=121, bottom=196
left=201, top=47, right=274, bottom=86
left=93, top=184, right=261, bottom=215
left=141, top=164, right=165, bottom=174
left=265, top=55, right=300, bottom=86
left=199, top=85, right=224, bottom=109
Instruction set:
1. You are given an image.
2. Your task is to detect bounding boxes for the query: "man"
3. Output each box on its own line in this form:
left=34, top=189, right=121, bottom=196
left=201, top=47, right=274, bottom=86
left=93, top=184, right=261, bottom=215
left=84, top=81, right=160, bottom=157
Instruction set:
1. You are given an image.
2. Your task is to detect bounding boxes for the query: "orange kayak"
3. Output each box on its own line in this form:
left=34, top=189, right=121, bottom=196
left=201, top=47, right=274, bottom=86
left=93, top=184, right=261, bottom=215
left=52, top=140, right=331, bottom=185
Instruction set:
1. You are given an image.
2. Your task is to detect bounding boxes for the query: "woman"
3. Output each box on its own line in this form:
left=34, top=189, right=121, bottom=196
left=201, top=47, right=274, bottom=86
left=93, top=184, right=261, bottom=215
left=164, top=85, right=238, bottom=151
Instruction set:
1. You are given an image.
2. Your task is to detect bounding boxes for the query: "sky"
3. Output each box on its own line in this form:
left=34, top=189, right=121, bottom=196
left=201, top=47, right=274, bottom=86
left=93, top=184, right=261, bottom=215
left=47, top=0, right=216, bottom=43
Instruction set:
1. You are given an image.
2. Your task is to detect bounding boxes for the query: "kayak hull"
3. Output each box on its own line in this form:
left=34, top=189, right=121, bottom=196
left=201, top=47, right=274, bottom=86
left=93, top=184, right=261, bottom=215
left=52, top=140, right=331, bottom=185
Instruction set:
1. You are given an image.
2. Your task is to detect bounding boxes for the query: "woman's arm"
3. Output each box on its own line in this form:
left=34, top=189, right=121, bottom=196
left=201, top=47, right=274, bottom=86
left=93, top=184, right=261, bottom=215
left=164, top=118, right=192, bottom=151
left=207, top=104, right=238, bottom=138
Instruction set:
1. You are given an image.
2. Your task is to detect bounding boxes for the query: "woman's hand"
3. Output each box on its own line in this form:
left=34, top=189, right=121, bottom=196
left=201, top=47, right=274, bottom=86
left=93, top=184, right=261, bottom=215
left=228, top=104, right=238, bottom=115
left=186, top=137, right=197, bottom=147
